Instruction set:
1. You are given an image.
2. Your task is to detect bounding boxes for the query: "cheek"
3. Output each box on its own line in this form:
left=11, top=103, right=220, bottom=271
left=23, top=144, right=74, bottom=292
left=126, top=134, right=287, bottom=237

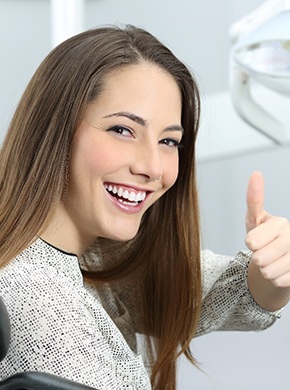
left=70, top=126, right=126, bottom=180
left=86, top=150, right=113, bottom=175
left=163, top=154, right=179, bottom=190
left=72, top=141, right=122, bottom=179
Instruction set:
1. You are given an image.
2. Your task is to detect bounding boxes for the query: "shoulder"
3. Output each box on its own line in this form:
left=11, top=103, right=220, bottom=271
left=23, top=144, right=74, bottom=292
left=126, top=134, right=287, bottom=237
left=0, top=239, right=84, bottom=320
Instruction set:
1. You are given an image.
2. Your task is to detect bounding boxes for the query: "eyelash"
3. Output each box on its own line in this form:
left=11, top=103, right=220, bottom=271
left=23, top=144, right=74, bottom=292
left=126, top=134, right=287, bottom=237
left=108, top=125, right=133, bottom=137
left=160, top=138, right=183, bottom=149
left=107, top=125, right=183, bottom=149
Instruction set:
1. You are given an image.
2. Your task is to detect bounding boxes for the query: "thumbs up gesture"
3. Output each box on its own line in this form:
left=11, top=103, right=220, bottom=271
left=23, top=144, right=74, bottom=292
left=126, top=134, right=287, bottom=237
left=246, top=171, right=290, bottom=311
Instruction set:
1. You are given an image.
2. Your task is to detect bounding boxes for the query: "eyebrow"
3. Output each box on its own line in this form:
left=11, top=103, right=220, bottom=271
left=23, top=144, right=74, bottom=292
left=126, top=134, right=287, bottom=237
left=103, top=111, right=184, bottom=135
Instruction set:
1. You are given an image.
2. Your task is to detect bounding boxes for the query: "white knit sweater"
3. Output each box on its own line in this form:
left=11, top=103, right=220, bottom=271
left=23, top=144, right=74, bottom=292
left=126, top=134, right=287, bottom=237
left=0, top=239, right=280, bottom=389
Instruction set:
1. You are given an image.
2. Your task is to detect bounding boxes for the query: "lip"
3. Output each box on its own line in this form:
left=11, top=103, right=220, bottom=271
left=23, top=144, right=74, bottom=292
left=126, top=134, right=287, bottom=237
left=103, top=182, right=153, bottom=214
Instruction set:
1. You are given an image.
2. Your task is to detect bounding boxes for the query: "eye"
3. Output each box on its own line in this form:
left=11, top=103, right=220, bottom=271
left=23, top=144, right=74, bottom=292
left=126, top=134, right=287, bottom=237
left=160, top=138, right=183, bottom=149
left=107, top=125, right=134, bottom=137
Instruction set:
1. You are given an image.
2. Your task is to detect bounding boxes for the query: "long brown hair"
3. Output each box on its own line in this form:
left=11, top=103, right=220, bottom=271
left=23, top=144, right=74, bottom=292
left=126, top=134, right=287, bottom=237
left=0, top=25, right=202, bottom=389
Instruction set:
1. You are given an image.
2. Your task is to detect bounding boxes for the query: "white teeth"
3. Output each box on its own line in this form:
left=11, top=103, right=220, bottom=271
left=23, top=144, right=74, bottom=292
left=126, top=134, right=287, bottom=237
left=117, top=187, right=123, bottom=197
left=128, top=192, right=136, bottom=201
left=105, top=184, right=146, bottom=203
left=123, top=190, right=129, bottom=199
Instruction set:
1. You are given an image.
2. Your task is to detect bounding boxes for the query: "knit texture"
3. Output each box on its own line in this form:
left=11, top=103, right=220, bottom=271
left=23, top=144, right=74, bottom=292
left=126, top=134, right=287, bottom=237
left=0, top=239, right=280, bottom=388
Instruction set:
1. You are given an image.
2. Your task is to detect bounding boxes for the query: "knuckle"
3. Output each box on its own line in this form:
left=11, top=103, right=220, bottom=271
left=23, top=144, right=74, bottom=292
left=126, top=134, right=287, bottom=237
left=278, top=217, right=289, bottom=229
left=251, top=252, right=264, bottom=267
left=245, top=234, right=256, bottom=250
left=259, top=265, right=270, bottom=279
left=281, top=217, right=289, bottom=224
left=271, top=278, right=284, bottom=288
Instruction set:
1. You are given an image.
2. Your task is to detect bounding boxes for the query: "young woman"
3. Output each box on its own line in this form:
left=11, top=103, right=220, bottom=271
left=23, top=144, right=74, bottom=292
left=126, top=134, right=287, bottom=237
left=0, top=25, right=290, bottom=390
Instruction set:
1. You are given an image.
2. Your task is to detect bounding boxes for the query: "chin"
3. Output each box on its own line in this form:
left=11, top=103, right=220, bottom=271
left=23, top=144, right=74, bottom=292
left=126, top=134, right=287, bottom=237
left=110, top=232, right=138, bottom=242
left=100, top=226, right=139, bottom=242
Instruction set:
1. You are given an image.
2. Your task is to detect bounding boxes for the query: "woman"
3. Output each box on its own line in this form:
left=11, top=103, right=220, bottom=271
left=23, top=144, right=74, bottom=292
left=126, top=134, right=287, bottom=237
left=0, top=25, right=290, bottom=390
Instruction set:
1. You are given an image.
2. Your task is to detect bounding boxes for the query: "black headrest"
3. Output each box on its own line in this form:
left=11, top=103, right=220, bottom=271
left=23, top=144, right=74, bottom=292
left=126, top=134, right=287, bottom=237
left=0, top=296, right=10, bottom=361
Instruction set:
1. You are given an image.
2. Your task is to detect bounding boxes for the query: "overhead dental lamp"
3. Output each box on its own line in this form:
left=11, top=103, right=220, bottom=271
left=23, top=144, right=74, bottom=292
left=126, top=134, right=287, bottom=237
left=230, top=0, right=290, bottom=144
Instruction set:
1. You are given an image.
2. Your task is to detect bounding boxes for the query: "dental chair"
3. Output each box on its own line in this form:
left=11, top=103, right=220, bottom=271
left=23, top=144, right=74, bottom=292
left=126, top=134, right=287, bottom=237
left=0, top=297, right=95, bottom=390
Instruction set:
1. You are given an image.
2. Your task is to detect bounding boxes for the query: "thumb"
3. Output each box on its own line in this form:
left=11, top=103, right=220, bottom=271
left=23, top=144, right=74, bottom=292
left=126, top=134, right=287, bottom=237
left=246, top=171, right=266, bottom=232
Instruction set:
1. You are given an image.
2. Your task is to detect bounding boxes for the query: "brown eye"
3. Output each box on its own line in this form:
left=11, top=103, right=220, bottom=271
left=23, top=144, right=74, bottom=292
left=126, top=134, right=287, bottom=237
left=108, top=126, right=133, bottom=137
left=160, top=138, right=182, bottom=148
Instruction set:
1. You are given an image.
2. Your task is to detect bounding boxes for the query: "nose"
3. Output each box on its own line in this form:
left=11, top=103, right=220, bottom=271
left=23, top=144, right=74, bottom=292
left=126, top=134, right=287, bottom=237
left=130, top=142, right=163, bottom=181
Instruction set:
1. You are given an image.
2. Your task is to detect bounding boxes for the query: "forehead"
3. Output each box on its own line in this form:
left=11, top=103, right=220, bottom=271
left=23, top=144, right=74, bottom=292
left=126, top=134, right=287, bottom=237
left=93, top=63, right=182, bottom=117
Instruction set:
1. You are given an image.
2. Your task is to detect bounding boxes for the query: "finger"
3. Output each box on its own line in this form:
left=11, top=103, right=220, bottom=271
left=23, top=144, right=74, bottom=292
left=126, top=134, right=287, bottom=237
left=250, top=233, right=289, bottom=266
left=259, top=253, right=290, bottom=281
left=246, top=171, right=266, bottom=231
left=246, top=216, right=289, bottom=252
left=270, top=271, right=290, bottom=289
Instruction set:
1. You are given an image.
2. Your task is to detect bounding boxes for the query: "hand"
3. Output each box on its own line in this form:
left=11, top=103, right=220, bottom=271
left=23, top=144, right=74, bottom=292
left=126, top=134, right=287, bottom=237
left=246, top=171, right=290, bottom=289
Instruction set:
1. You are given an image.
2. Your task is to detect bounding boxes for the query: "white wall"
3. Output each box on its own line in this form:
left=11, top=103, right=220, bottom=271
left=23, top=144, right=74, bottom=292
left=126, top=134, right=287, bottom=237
left=187, top=146, right=290, bottom=390
left=0, top=0, right=265, bottom=135
left=1, top=1, right=290, bottom=388
left=0, top=0, right=51, bottom=138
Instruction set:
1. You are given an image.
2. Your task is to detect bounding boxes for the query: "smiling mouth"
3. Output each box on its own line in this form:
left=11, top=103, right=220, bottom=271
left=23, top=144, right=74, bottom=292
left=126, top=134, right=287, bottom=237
left=104, top=184, right=147, bottom=206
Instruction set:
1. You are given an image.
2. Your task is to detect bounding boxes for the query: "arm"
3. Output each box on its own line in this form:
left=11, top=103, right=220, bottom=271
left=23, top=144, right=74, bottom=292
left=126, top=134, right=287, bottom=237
left=196, top=249, right=280, bottom=337
left=246, top=171, right=290, bottom=311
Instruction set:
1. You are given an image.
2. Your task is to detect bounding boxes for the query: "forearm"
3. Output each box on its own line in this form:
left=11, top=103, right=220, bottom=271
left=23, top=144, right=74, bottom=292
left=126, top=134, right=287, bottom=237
left=196, top=250, right=279, bottom=336
left=248, top=260, right=290, bottom=312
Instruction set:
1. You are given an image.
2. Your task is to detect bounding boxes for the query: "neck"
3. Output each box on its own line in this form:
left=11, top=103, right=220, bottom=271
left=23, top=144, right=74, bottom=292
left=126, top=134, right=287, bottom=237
left=40, top=205, right=96, bottom=258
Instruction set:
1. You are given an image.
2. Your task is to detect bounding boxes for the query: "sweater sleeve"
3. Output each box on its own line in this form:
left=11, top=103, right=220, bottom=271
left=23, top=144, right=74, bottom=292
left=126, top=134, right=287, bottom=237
left=196, top=249, right=282, bottom=337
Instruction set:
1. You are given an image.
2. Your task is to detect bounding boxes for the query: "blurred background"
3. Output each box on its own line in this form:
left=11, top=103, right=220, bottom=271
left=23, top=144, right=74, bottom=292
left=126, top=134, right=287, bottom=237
left=0, top=0, right=290, bottom=388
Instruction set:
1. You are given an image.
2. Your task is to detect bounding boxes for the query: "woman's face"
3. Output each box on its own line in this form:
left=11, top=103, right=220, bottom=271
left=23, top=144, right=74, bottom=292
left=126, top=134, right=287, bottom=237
left=46, top=63, right=183, bottom=254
